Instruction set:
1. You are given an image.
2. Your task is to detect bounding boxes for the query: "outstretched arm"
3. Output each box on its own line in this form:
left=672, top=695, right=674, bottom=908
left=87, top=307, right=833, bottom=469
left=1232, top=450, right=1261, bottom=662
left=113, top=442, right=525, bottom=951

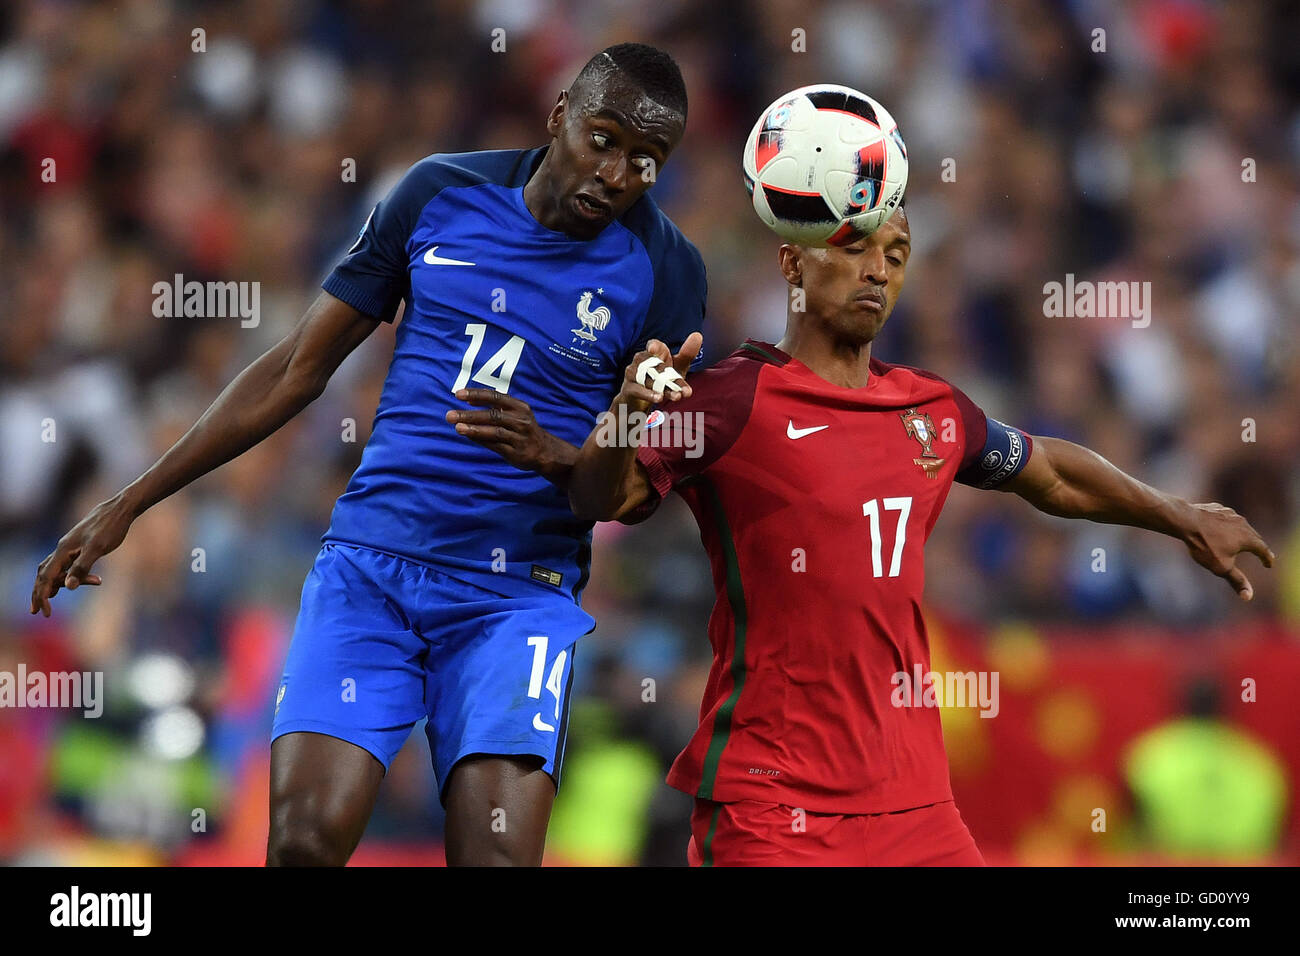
left=1001, top=435, right=1275, bottom=600
left=31, top=291, right=381, bottom=615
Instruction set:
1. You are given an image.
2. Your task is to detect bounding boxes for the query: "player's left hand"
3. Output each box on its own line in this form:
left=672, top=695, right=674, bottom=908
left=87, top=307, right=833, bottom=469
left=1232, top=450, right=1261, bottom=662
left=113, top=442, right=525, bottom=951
left=447, top=389, right=572, bottom=476
left=1180, top=502, right=1275, bottom=601
left=616, top=332, right=704, bottom=414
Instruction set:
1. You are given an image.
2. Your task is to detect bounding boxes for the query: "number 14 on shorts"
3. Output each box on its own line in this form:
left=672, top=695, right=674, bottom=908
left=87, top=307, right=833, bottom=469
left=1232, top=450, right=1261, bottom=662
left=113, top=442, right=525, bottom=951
left=526, top=635, right=567, bottom=732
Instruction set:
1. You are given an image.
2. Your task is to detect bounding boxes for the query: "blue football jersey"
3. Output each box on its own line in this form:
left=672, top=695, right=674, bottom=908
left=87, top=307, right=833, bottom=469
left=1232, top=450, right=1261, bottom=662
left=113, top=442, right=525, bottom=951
left=320, top=146, right=707, bottom=603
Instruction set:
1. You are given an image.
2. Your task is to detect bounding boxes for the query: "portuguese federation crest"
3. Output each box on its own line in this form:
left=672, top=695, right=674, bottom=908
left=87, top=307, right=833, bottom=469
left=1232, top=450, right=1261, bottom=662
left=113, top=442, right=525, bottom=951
left=900, top=407, right=946, bottom=479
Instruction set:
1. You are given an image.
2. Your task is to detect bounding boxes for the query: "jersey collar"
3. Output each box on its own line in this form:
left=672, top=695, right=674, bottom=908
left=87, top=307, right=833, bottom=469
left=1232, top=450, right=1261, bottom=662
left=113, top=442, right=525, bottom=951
left=742, top=339, right=885, bottom=392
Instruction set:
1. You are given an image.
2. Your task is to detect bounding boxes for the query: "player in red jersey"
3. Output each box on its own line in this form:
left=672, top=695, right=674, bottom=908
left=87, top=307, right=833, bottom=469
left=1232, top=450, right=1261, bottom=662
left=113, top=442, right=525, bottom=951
left=565, top=204, right=1276, bottom=866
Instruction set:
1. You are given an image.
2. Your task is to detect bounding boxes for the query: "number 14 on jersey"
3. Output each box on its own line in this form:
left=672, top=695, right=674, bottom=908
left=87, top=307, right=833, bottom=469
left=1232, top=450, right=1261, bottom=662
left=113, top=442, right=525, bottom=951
left=453, top=323, right=525, bottom=393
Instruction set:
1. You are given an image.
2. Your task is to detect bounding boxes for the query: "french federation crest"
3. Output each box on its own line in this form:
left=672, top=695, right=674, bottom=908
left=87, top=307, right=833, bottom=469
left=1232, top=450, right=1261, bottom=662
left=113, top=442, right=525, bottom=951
left=572, top=288, right=612, bottom=342
left=901, top=407, right=946, bottom=479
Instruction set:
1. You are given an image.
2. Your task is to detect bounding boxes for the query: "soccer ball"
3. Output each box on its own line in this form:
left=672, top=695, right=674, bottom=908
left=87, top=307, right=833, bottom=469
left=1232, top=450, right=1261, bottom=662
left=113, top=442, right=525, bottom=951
left=742, top=84, right=909, bottom=247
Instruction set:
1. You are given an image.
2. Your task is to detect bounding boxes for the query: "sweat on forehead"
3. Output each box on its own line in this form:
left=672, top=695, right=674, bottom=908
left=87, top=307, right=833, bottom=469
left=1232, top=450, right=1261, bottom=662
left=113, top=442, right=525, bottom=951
left=568, top=68, right=683, bottom=129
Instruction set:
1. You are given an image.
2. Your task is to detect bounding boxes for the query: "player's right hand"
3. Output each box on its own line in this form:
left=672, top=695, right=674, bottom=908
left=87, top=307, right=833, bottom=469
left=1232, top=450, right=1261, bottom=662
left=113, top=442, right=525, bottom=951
left=617, top=332, right=703, bottom=414
left=1180, top=501, right=1275, bottom=601
left=30, top=496, right=134, bottom=617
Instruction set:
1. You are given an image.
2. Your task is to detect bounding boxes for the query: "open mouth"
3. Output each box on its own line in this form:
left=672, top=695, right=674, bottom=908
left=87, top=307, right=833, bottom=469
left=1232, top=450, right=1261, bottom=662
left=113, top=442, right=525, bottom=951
left=575, top=193, right=612, bottom=220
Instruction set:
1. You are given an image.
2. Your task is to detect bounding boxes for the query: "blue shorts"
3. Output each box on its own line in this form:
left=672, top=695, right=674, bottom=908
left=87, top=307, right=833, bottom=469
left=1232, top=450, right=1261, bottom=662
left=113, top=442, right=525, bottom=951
left=271, top=543, right=595, bottom=802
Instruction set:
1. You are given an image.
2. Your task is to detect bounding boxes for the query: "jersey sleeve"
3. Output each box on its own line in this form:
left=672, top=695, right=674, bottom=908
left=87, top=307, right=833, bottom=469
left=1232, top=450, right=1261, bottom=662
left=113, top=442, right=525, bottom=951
left=949, top=384, right=1035, bottom=489
left=626, top=390, right=711, bottom=523
left=322, top=160, right=439, bottom=322
left=619, top=354, right=761, bottom=523
left=630, top=236, right=708, bottom=372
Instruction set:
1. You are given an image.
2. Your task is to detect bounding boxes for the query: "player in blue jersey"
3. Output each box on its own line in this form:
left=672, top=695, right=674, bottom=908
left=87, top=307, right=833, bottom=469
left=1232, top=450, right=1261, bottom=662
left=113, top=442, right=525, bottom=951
left=30, top=42, right=706, bottom=866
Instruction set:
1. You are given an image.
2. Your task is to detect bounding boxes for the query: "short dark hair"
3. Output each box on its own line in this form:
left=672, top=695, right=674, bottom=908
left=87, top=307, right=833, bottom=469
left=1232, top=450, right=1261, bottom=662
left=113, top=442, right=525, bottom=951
left=571, top=43, right=687, bottom=120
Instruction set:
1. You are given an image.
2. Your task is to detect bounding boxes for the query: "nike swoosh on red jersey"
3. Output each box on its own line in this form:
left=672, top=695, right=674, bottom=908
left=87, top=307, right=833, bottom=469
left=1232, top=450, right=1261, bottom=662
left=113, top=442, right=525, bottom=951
left=787, top=421, right=830, bottom=439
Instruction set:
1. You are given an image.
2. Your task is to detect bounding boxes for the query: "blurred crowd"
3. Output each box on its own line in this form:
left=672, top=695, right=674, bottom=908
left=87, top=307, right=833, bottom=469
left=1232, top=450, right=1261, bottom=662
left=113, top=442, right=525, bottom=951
left=1, top=0, right=1297, bottom=865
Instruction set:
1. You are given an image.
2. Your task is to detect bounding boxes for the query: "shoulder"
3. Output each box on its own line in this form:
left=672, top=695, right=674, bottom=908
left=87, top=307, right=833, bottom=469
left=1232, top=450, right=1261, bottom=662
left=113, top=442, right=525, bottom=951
left=683, top=343, right=771, bottom=398
left=635, top=345, right=768, bottom=483
left=392, top=147, right=544, bottom=198
left=618, top=193, right=705, bottom=278
left=867, top=356, right=970, bottom=406
left=868, top=356, right=951, bottom=390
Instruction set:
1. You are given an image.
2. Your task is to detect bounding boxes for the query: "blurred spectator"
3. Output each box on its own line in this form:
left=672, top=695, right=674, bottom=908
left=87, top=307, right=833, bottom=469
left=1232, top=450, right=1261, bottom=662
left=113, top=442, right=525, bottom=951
left=1123, top=677, right=1289, bottom=861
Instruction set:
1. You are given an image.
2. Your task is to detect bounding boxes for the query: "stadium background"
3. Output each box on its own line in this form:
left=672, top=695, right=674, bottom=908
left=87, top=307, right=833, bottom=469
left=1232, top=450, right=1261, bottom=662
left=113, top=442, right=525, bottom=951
left=2, top=0, right=1298, bottom=865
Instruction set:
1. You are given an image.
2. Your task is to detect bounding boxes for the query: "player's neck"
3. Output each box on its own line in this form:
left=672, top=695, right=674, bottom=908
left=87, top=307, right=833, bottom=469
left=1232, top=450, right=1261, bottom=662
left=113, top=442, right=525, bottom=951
left=522, top=154, right=565, bottom=232
left=775, top=329, right=874, bottom=389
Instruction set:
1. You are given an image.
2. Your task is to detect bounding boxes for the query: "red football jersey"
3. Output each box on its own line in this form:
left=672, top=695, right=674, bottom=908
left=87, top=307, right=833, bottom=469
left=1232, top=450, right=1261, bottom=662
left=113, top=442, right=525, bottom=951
left=636, top=340, right=1033, bottom=814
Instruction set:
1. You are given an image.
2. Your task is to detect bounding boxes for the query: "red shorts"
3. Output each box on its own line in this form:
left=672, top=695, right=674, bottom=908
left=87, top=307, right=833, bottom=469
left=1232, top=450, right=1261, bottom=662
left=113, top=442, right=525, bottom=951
left=686, top=798, right=986, bottom=866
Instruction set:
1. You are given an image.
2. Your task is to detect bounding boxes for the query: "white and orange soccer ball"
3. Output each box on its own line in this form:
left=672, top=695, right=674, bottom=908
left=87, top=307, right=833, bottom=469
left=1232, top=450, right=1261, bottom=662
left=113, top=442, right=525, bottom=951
left=742, top=84, right=909, bottom=247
